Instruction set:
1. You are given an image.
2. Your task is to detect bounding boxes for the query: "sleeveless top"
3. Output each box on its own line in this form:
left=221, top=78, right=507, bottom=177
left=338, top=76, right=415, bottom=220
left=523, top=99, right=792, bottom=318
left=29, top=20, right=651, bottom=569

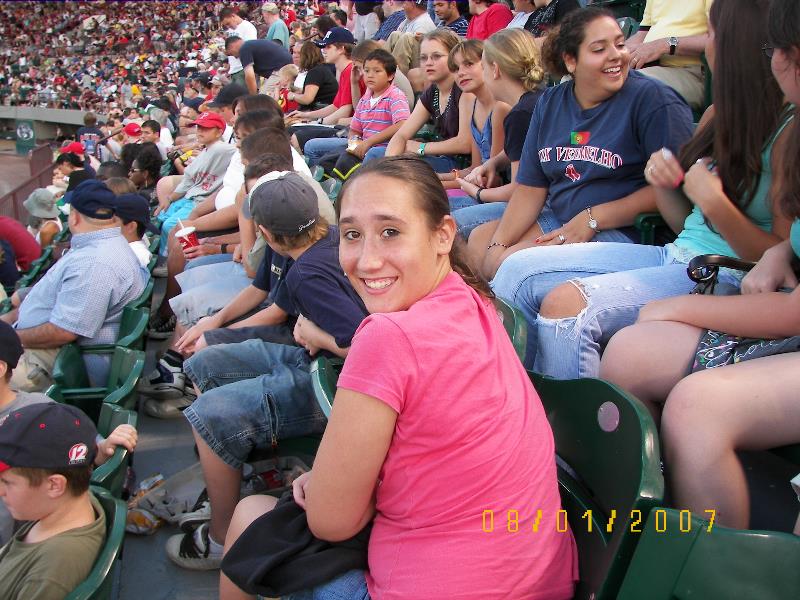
left=671, top=106, right=795, bottom=262
left=470, top=98, right=493, bottom=162
left=27, top=218, right=63, bottom=245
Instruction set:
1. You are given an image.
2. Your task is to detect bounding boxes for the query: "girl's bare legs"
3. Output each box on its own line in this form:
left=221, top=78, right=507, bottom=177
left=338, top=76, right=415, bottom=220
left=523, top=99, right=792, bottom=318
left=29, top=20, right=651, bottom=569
left=219, top=494, right=279, bottom=600
left=662, top=353, right=800, bottom=528
left=600, top=321, right=703, bottom=422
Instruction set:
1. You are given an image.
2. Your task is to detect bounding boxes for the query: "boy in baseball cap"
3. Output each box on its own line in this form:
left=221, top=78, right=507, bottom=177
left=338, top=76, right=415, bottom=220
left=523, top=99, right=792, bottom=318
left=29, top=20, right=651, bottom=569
left=0, top=402, right=104, bottom=599
left=165, top=172, right=367, bottom=569
left=0, top=322, right=138, bottom=545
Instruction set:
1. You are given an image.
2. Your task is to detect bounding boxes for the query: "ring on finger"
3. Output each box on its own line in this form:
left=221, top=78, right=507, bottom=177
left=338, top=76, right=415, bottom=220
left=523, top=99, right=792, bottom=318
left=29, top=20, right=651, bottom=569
left=558, top=233, right=566, bottom=244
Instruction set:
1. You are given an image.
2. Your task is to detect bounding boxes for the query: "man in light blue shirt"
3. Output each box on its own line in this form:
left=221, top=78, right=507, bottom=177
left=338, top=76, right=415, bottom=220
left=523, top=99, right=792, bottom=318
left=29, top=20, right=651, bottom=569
left=262, top=2, right=290, bottom=48
left=1, top=180, right=145, bottom=392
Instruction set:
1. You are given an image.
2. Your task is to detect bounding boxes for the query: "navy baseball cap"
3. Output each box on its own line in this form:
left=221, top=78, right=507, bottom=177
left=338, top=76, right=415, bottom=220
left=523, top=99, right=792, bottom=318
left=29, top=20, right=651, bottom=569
left=315, top=27, right=355, bottom=47
left=0, top=403, right=98, bottom=473
left=114, top=193, right=159, bottom=233
left=69, top=179, right=117, bottom=220
left=207, top=82, right=248, bottom=108
left=0, top=321, right=23, bottom=370
left=182, top=97, right=204, bottom=111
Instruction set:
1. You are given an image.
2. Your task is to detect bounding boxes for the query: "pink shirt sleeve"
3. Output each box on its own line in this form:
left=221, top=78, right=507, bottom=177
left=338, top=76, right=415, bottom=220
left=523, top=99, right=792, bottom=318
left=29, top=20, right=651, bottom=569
left=337, top=314, right=416, bottom=414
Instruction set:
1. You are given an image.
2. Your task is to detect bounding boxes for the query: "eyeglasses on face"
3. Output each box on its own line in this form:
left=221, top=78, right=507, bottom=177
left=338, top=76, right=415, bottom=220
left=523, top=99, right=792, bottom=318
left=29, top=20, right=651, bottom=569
left=762, top=43, right=775, bottom=59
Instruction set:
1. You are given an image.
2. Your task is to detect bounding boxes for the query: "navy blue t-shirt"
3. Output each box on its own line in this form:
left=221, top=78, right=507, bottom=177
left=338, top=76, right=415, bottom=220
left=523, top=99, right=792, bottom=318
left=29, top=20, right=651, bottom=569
left=239, top=39, right=293, bottom=79
left=253, top=245, right=293, bottom=309
left=274, top=227, right=367, bottom=350
left=517, top=70, right=694, bottom=225
left=504, top=90, right=542, bottom=163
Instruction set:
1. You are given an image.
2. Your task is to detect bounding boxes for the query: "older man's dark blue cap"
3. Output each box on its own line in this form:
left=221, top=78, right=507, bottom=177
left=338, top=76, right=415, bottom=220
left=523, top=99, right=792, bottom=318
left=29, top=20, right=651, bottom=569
left=69, top=179, right=117, bottom=220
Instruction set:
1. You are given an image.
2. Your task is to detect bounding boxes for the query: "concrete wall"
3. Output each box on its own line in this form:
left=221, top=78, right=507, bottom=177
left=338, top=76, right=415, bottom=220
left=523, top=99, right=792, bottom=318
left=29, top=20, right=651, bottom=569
left=0, top=106, right=107, bottom=139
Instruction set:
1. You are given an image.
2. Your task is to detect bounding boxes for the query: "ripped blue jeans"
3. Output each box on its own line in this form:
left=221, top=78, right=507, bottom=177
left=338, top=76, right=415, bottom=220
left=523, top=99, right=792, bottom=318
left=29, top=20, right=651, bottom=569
left=491, top=242, right=739, bottom=378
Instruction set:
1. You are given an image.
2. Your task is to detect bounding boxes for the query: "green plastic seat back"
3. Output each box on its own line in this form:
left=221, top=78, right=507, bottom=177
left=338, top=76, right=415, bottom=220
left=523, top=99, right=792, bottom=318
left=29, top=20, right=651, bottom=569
left=147, top=234, right=160, bottom=254
left=320, top=178, right=342, bottom=203
left=310, top=356, right=344, bottom=418
left=0, top=298, right=11, bottom=315
left=64, top=486, right=127, bottom=600
left=49, top=347, right=145, bottom=421
left=492, top=296, right=528, bottom=362
left=146, top=254, right=157, bottom=274
left=311, top=164, right=325, bottom=182
left=51, top=343, right=92, bottom=389
left=618, top=508, right=800, bottom=600
left=103, top=348, right=146, bottom=411
left=115, top=306, right=148, bottom=349
left=92, top=404, right=137, bottom=496
left=128, top=278, right=154, bottom=310
left=530, top=373, right=664, bottom=599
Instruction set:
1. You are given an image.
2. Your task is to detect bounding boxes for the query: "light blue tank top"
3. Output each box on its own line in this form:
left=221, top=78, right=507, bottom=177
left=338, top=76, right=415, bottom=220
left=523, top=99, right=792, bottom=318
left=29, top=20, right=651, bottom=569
left=790, top=220, right=800, bottom=259
left=470, top=99, right=493, bottom=162
left=671, top=107, right=795, bottom=262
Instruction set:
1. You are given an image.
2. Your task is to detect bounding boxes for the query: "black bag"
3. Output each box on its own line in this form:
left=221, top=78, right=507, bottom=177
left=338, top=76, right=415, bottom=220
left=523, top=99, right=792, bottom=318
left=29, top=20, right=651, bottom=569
left=318, top=150, right=362, bottom=182
left=220, top=491, right=371, bottom=596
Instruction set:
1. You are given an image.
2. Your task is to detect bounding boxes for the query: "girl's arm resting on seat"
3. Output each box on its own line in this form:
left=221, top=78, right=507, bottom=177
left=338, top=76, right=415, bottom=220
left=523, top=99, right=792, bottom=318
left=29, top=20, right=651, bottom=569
left=305, top=388, right=397, bottom=541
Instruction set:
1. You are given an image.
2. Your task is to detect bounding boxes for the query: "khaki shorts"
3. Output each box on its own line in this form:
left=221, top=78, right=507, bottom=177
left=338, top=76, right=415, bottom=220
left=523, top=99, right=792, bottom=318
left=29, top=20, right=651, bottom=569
left=639, top=64, right=705, bottom=110
left=258, top=72, right=282, bottom=97
left=9, top=347, right=61, bottom=393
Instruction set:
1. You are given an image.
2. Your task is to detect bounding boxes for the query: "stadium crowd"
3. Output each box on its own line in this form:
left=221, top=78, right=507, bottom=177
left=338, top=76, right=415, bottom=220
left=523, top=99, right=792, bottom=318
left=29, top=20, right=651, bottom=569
left=1, top=0, right=800, bottom=598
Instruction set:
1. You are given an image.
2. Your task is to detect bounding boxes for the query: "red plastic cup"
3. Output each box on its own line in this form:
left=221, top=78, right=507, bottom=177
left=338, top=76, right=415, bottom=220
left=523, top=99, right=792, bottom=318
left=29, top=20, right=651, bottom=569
left=176, top=226, right=199, bottom=250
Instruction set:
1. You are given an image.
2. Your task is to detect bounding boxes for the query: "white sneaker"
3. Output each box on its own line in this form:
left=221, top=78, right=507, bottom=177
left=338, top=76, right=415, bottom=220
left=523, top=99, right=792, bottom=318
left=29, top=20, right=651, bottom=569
left=166, top=523, right=222, bottom=571
left=138, top=360, right=186, bottom=399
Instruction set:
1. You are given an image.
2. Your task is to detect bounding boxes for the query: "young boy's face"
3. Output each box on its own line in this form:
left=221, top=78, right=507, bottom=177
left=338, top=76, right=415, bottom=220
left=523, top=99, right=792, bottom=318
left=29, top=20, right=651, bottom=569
left=0, top=470, right=49, bottom=521
left=196, top=125, right=222, bottom=146
left=363, top=59, right=392, bottom=93
left=321, top=44, right=344, bottom=64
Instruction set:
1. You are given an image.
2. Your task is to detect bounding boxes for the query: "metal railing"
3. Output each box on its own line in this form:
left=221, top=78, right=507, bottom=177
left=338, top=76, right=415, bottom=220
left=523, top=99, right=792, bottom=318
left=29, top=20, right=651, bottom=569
left=0, top=145, right=55, bottom=222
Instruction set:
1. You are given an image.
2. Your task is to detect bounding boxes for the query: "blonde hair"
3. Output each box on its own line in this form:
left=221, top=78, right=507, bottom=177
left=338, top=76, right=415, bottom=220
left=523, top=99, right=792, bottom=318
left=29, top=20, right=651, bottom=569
left=483, top=29, right=545, bottom=91
left=420, top=28, right=461, bottom=55
left=278, top=64, right=300, bottom=80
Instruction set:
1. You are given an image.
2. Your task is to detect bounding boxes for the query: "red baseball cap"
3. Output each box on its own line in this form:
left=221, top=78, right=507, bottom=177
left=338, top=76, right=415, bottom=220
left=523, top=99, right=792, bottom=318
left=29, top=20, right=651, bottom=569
left=123, top=122, right=142, bottom=136
left=61, top=141, right=85, bottom=154
left=192, top=111, right=227, bottom=131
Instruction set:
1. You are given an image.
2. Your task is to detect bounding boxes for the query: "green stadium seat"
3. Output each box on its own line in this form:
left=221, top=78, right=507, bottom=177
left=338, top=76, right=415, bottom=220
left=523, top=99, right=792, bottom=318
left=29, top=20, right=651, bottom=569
left=617, top=508, right=800, bottom=599
left=0, top=298, right=11, bottom=315
left=590, top=0, right=646, bottom=21
left=310, top=297, right=529, bottom=417
left=91, top=404, right=137, bottom=497
left=320, top=178, right=342, bottom=203
left=634, top=212, right=674, bottom=245
left=147, top=234, right=160, bottom=255
left=616, top=16, right=639, bottom=39
left=311, top=164, right=324, bottom=182
left=48, top=345, right=145, bottom=422
left=64, top=486, right=127, bottom=600
left=530, top=373, right=664, bottom=600
left=128, top=278, right=154, bottom=311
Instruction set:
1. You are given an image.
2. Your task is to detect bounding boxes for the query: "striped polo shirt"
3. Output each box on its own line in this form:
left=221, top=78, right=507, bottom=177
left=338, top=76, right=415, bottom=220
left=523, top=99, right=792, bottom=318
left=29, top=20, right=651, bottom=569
left=350, top=84, right=410, bottom=145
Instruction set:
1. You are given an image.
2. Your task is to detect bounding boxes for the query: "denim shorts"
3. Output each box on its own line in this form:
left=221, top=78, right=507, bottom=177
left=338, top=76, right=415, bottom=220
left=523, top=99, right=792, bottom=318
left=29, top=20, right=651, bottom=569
left=183, top=339, right=327, bottom=469
left=283, top=569, right=370, bottom=600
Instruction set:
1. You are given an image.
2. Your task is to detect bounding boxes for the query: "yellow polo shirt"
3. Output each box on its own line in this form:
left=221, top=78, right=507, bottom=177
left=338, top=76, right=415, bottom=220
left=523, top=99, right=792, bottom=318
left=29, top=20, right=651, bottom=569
left=641, top=0, right=713, bottom=68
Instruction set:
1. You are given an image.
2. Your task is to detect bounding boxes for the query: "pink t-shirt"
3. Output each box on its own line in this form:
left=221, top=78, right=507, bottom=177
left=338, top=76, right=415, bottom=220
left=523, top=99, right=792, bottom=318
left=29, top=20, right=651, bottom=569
left=338, top=272, right=577, bottom=600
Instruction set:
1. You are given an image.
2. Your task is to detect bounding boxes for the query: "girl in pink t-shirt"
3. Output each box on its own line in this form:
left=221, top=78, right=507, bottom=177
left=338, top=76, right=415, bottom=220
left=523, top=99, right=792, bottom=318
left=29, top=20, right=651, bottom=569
left=220, top=156, right=576, bottom=600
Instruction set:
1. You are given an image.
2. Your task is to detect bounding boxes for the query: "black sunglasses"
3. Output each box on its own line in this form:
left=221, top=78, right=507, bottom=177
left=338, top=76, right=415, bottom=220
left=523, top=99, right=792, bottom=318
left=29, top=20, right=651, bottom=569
left=762, top=43, right=775, bottom=59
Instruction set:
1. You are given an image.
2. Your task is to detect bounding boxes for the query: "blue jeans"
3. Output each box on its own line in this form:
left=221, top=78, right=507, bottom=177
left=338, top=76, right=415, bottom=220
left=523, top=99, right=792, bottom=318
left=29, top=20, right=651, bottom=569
left=453, top=202, right=508, bottom=239
left=283, top=569, right=370, bottom=600
left=304, top=137, right=348, bottom=166
left=183, top=339, right=327, bottom=469
left=491, top=242, right=739, bottom=378
left=362, top=146, right=456, bottom=172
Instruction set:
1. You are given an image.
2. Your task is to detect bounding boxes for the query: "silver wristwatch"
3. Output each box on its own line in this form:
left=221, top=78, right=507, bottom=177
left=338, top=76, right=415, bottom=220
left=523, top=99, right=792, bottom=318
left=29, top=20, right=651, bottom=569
left=587, top=207, right=599, bottom=231
left=668, top=36, right=678, bottom=55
